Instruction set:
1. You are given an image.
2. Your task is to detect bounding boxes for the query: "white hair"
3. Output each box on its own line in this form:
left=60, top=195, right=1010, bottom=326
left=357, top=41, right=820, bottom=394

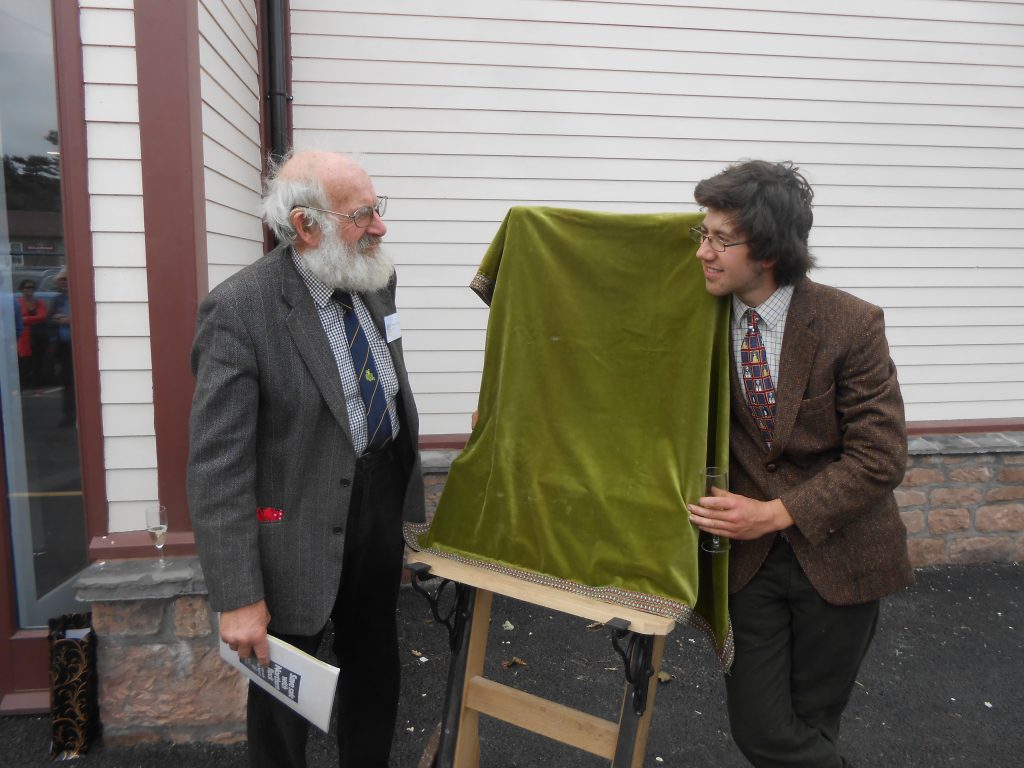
left=260, top=152, right=330, bottom=244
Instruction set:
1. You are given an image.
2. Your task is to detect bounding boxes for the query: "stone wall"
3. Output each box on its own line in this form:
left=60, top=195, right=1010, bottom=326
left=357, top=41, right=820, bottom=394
left=901, top=433, right=1024, bottom=568
left=75, top=558, right=246, bottom=747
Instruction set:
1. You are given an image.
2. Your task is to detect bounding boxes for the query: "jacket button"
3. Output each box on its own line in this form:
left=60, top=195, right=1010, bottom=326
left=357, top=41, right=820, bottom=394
left=333, top=525, right=343, bottom=534
left=766, top=463, right=778, bottom=473
left=340, top=478, right=351, bottom=487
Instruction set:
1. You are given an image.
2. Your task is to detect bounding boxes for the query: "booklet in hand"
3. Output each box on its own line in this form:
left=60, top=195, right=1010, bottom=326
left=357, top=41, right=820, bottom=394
left=219, top=633, right=340, bottom=732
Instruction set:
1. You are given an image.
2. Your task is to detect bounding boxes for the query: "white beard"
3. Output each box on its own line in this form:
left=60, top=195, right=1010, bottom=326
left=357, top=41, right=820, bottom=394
left=299, top=220, right=394, bottom=293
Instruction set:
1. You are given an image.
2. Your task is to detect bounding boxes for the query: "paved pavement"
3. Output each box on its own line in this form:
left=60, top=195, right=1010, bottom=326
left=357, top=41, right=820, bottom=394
left=4, top=562, right=1022, bottom=767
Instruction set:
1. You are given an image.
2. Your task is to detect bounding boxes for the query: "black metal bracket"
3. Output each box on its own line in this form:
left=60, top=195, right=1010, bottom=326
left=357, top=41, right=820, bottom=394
left=407, top=561, right=472, bottom=654
left=606, top=617, right=656, bottom=717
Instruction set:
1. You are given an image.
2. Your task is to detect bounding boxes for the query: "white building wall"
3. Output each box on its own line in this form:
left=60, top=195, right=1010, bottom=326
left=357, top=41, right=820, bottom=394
left=289, top=0, right=1024, bottom=435
left=198, top=0, right=265, bottom=289
left=79, top=0, right=158, bottom=532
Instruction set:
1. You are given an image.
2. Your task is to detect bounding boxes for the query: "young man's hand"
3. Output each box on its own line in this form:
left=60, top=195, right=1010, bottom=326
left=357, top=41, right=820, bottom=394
left=688, top=490, right=794, bottom=540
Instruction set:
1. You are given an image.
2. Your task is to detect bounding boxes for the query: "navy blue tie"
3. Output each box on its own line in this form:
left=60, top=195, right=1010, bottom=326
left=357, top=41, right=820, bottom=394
left=332, top=290, right=393, bottom=453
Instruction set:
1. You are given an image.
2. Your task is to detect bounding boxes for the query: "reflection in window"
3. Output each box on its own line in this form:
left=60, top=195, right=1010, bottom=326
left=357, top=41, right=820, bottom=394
left=1, top=0, right=87, bottom=623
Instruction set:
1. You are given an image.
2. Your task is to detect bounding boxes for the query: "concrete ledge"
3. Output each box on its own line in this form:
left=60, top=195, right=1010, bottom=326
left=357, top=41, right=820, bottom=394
left=75, top=556, right=207, bottom=602
left=909, top=431, right=1024, bottom=456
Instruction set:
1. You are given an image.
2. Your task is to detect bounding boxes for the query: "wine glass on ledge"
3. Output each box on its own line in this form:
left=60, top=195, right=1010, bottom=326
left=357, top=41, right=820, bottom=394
left=145, top=504, right=168, bottom=567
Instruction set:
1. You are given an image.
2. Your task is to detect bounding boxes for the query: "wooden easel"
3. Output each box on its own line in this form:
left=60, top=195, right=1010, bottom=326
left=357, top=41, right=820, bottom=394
left=406, top=550, right=676, bottom=768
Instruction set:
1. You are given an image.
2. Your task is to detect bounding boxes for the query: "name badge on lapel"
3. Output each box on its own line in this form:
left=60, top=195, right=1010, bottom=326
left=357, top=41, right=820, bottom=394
left=384, top=313, right=402, bottom=343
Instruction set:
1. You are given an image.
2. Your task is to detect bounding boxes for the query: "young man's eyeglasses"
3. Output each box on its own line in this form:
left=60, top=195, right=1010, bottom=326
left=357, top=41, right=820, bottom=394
left=689, top=226, right=749, bottom=253
left=299, top=196, right=387, bottom=228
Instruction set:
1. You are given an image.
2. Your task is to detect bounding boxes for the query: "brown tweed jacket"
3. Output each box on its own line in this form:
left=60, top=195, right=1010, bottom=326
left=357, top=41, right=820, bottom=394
left=728, top=278, right=914, bottom=605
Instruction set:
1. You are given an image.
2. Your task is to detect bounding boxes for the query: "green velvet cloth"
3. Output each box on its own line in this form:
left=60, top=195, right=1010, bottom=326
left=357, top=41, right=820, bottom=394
left=407, top=206, right=733, bottom=666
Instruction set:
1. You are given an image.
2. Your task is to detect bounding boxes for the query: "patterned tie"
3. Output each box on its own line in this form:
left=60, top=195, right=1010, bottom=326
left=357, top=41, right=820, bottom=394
left=741, top=310, right=777, bottom=449
left=332, top=290, right=393, bottom=453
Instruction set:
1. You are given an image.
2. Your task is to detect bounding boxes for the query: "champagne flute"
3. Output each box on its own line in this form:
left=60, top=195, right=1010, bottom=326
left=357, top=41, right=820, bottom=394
left=699, top=466, right=730, bottom=554
left=145, top=504, right=168, bottom=567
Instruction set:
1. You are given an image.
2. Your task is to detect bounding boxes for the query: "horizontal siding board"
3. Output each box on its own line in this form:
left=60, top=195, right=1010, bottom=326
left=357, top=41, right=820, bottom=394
left=198, top=2, right=259, bottom=86
left=104, top=468, right=160, bottom=502
left=82, top=45, right=138, bottom=85
left=404, top=349, right=484, bottom=372
left=290, top=8, right=1024, bottom=49
left=809, top=249, right=1023, bottom=270
left=79, top=7, right=135, bottom=46
left=206, top=231, right=266, bottom=266
left=86, top=123, right=142, bottom=160
left=294, top=63, right=1024, bottom=111
left=204, top=168, right=263, bottom=218
left=202, top=0, right=259, bottom=59
left=843, top=286, right=1024, bottom=308
left=291, top=14, right=1024, bottom=65
left=290, top=89, right=1024, bottom=134
left=904, top=401, right=1024, bottom=420
left=98, top=337, right=154, bottom=371
left=208, top=263, right=246, bottom=288
left=886, top=325, right=1023, bottom=346
left=206, top=200, right=266, bottom=241
left=815, top=267, right=1024, bottom=288
left=396, top=307, right=490, bottom=330
left=408, top=370, right=485, bottom=394
left=87, top=159, right=143, bottom=196
left=883, top=306, right=1024, bottom=327
left=293, top=36, right=1024, bottom=88
left=101, top=404, right=157, bottom=437
left=96, top=303, right=151, bottom=337
left=203, top=136, right=263, bottom=191
left=900, top=381, right=1024, bottom=402
left=200, top=55, right=260, bottom=126
left=93, top=267, right=150, bottom=303
left=91, top=232, right=147, bottom=268
left=99, top=370, right=157, bottom=403
left=401, top=328, right=484, bottom=351
left=89, top=194, right=145, bottom=233
left=104, top=436, right=159, bottom=470
left=84, top=84, right=140, bottom=123
left=201, top=103, right=261, bottom=166
left=299, top=133, right=1024, bottom=187
left=294, top=113, right=1024, bottom=167
left=418, top=413, right=472, bottom=435
left=292, top=0, right=1024, bottom=30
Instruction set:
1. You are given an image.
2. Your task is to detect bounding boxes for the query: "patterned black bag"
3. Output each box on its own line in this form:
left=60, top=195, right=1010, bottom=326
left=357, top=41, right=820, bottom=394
left=48, top=613, right=101, bottom=759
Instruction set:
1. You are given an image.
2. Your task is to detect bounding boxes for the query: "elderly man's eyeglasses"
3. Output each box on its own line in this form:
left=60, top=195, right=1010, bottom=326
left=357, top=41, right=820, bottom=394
left=689, top=226, right=749, bottom=253
left=299, top=196, right=387, bottom=228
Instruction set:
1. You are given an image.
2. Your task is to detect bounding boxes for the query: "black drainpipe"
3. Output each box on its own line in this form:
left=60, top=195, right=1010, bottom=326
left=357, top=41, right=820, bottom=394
left=263, top=0, right=291, bottom=163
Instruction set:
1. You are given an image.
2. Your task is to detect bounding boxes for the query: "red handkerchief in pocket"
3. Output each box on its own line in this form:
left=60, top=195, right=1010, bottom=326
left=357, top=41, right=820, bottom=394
left=257, top=507, right=284, bottom=522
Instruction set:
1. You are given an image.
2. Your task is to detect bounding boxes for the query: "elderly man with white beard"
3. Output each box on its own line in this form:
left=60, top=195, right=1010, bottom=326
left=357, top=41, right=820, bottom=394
left=187, top=150, right=425, bottom=768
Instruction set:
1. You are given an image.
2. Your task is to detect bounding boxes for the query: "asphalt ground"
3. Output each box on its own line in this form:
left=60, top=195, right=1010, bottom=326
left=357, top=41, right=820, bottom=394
left=3, top=562, right=1021, bottom=767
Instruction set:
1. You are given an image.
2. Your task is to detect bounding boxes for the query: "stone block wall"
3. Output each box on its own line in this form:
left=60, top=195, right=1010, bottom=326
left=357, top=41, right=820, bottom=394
left=900, top=433, right=1024, bottom=568
left=75, top=558, right=246, bottom=747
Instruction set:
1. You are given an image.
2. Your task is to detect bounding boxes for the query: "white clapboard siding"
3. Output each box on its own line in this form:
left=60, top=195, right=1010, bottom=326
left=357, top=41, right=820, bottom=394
left=199, top=0, right=265, bottom=288
left=80, top=0, right=159, bottom=527
left=290, top=0, right=1024, bottom=433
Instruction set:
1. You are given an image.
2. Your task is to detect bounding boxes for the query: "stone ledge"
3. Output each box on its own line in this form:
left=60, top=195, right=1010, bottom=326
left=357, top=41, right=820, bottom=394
left=908, top=431, right=1024, bottom=456
left=74, top=557, right=207, bottom=603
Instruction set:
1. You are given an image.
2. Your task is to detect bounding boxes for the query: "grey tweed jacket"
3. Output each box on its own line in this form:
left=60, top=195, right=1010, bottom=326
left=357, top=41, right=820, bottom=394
left=187, top=244, right=425, bottom=635
left=728, top=278, right=914, bottom=605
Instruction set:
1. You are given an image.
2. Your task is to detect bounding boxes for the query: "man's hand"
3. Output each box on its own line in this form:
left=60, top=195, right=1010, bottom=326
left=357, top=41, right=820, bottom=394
left=688, top=488, right=794, bottom=541
left=220, top=600, right=271, bottom=666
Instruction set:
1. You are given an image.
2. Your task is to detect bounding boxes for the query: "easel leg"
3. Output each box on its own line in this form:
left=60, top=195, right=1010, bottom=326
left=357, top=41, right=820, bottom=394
left=433, top=586, right=493, bottom=768
left=612, top=634, right=666, bottom=768
left=452, top=588, right=492, bottom=768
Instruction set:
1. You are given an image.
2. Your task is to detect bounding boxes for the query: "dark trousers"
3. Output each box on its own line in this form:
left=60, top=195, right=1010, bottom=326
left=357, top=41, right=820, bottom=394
left=247, top=446, right=407, bottom=768
left=725, top=537, right=879, bottom=768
